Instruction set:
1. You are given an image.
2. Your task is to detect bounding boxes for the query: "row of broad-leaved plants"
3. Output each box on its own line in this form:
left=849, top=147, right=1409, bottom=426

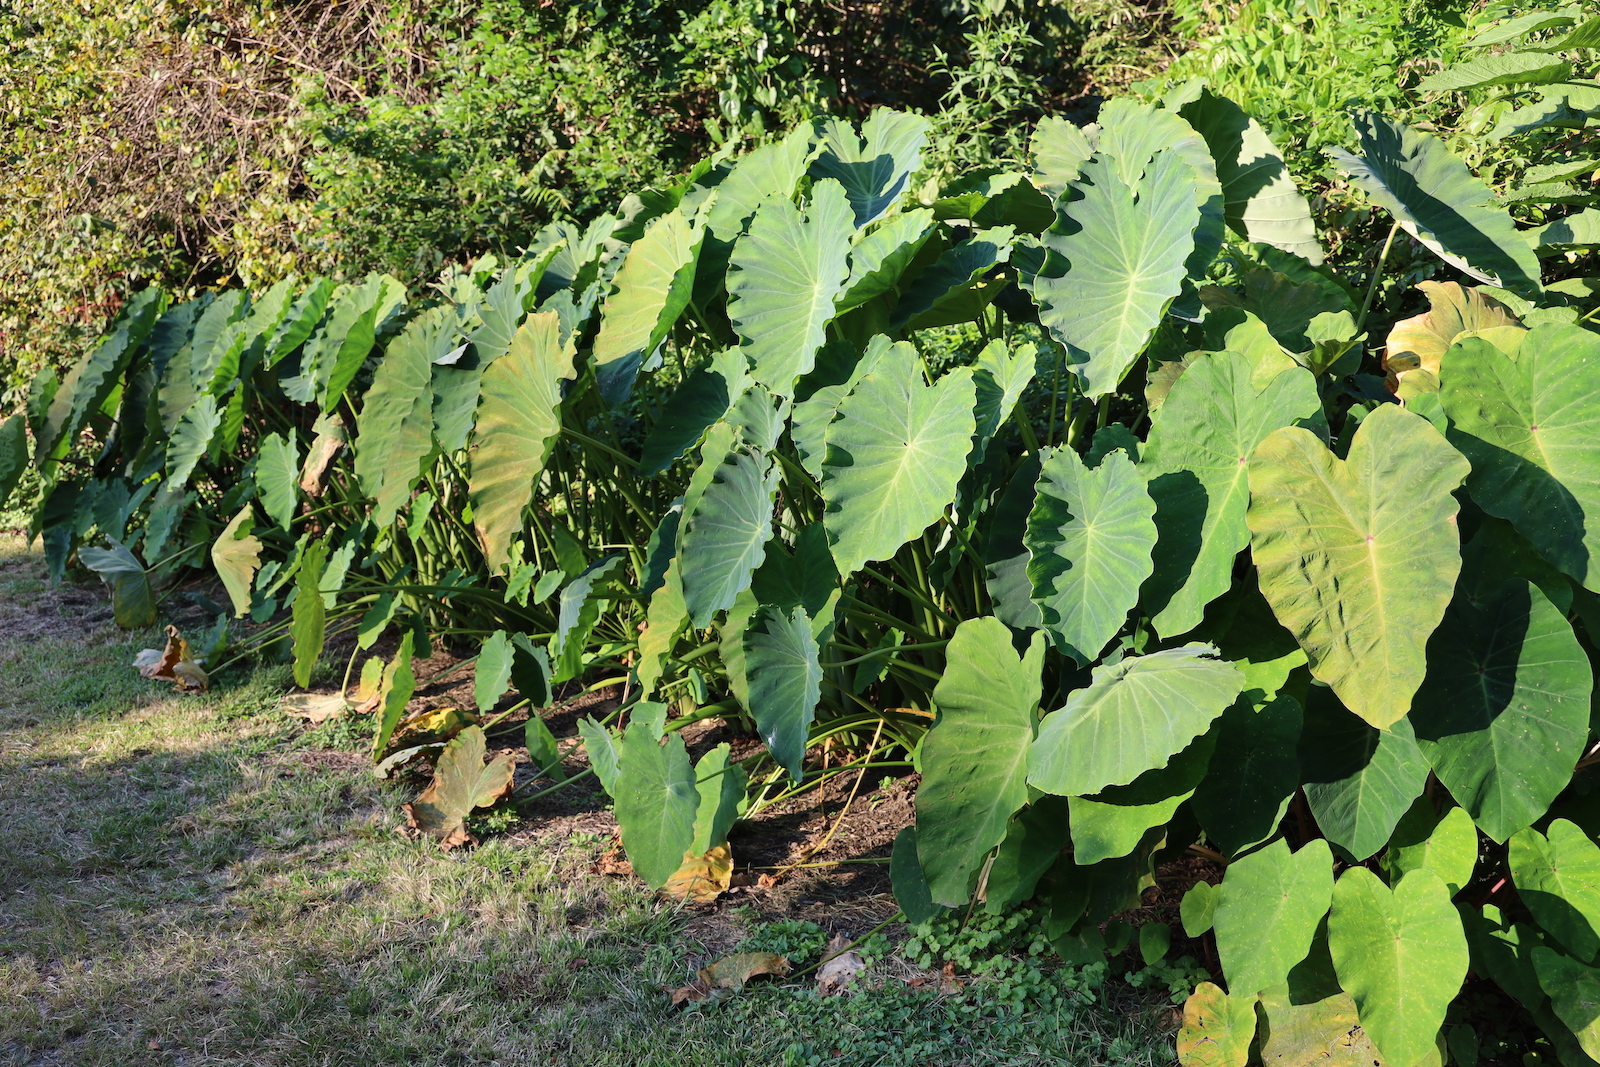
left=6, top=23, right=1600, bottom=1063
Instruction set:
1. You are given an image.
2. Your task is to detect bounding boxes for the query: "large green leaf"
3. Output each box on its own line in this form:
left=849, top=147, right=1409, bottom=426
left=1022, top=149, right=1200, bottom=398
left=1141, top=352, right=1321, bottom=639
left=372, top=632, right=416, bottom=760
left=889, top=225, right=1014, bottom=332
left=1298, top=686, right=1429, bottom=861
left=891, top=827, right=946, bottom=925
left=726, top=178, right=854, bottom=395
left=255, top=431, right=299, bottom=530
left=467, top=312, right=575, bottom=573
left=985, top=795, right=1073, bottom=911
left=1029, top=643, right=1243, bottom=797
left=1247, top=404, right=1470, bottom=728
left=78, top=541, right=156, bottom=629
left=1023, top=446, right=1157, bottom=663
left=1179, top=89, right=1322, bottom=264
left=593, top=209, right=704, bottom=368
left=1068, top=731, right=1215, bottom=865
left=742, top=604, right=822, bottom=782
left=614, top=721, right=699, bottom=889
left=810, top=109, right=930, bottom=228
left=474, top=630, right=515, bottom=714
left=1030, top=117, right=1094, bottom=202
left=291, top=539, right=328, bottom=688
left=678, top=447, right=781, bottom=627
left=1191, top=694, right=1303, bottom=857
left=38, top=288, right=163, bottom=465
left=1411, top=579, right=1592, bottom=842
left=689, top=743, right=746, bottom=854
left=820, top=342, right=977, bottom=577
left=1509, top=820, right=1600, bottom=961
left=916, top=617, right=1044, bottom=906
left=1328, top=868, right=1468, bottom=1067
left=354, top=308, right=444, bottom=531
left=211, top=506, right=261, bottom=617
left=1440, top=326, right=1600, bottom=591
left=704, top=124, right=816, bottom=245
left=165, top=394, right=221, bottom=488
left=1327, top=112, right=1540, bottom=293
left=1213, top=838, right=1334, bottom=996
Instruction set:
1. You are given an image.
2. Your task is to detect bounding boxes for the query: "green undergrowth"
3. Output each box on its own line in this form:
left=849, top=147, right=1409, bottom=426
left=0, top=537, right=1174, bottom=1066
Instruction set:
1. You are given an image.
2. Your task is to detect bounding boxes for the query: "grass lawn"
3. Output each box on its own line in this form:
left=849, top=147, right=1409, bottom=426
left=0, top=536, right=1177, bottom=1066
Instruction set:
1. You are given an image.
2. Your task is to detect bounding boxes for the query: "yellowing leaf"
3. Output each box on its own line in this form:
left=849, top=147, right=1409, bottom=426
left=281, top=693, right=348, bottom=723
left=1178, top=982, right=1258, bottom=1067
left=662, top=843, right=733, bottom=903
left=1383, top=281, right=1524, bottom=394
left=390, top=706, right=476, bottom=749
left=401, top=725, right=516, bottom=849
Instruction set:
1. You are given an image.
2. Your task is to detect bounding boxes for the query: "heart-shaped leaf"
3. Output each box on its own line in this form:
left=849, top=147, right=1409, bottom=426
left=402, top=725, right=516, bottom=848
left=614, top=722, right=699, bottom=890
left=1509, top=820, right=1600, bottom=961
left=1248, top=403, right=1470, bottom=728
left=1214, top=838, right=1335, bottom=997
left=1298, top=687, right=1428, bottom=861
left=742, top=604, right=822, bottom=783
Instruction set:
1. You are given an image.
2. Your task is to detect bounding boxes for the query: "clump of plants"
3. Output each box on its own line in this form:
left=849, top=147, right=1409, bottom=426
left=6, top=19, right=1600, bottom=1060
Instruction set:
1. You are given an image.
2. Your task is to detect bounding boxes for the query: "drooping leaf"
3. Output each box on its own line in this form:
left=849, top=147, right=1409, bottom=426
left=916, top=617, right=1044, bottom=906
left=1327, top=112, right=1540, bottom=293
left=821, top=342, right=976, bottom=576
left=551, top=555, right=624, bottom=684
left=1022, top=150, right=1201, bottom=398
left=474, top=630, right=515, bottom=714
left=1191, top=694, right=1303, bottom=857
left=1247, top=404, right=1470, bottom=728
left=78, top=541, right=156, bottom=629
left=1411, top=579, right=1591, bottom=842
left=290, top=539, right=328, bottom=688
left=984, top=795, right=1073, bottom=911
left=678, top=447, right=780, bottom=627
left=211, top=506, right=261, bottom=618
left=402, top=725, right=516, bottom=848
left=593, top=209, right=704, bottom=370
left=890, top=826, right=946, bottom=925
left=1024, top=446, right=1157, bottom=663
left=1440, top=325, right=1600, bottom=592
left=1142, top=352, right=1321, bottom=638
left=726, top=179, right=854, bottom=395
left=969, top=340, right=1037, bottom=468
left=525, top=713, right=566, bottom=781
left=577, top=716, right=620, bottom=797
left=663, top=844, right=734, bottom=904
left=689, top=743, right=746, bottom=855
left=742, top=604, right=822, bottom=783
left=1030, top=644, right=1243, bottom=797
left=354, top=308, right=444, bottom=531
left=1509, top=820, right=1600, bottom=961
left=1179, top=89, right=1322, bottom=264
left=371, top=632, right=416, bottom=760
left=1385, top=802, right=1477, bottom=896
left=509, top=633, right=551, bottom=707
left=614, top=724, right=699, bottom=889
left=468, top=311, right=576, bottom=573
left=810, top=108, right=930, bottom=228
left=1298, top=687, right=1429, bottom=861
left=1213, top=838, right=1335, bottom=997
left=1177, top=982, right=1258, bottom=1067
left=1328, top=868, right=1468, bottom=1067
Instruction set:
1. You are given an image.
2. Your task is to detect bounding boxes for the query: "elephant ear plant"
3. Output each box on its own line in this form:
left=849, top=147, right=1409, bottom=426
left=7, top=80, right=1600, bottom=1066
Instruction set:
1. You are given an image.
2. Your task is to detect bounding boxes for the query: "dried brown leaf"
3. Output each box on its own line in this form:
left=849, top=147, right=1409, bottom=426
left=662, top=844, right=733, bottom=904
left=816, top=934, right=866, bottom=996
left=670, top=952, right=791, bottom=1005
left=132, top=625, right=208, bottom=691
left=282, top=693, right=349, bottom=723
left=390, top=705, right=476, bottom=748
left=403, top=725, right=516, bottom=846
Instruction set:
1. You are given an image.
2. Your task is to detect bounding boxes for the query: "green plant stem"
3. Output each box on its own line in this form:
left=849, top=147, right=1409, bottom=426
left=1355, top=220, right=1402, bottom=334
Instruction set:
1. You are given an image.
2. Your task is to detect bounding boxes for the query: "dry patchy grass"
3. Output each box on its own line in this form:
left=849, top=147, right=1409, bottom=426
left=0, top=536, right=1174, bottom=1067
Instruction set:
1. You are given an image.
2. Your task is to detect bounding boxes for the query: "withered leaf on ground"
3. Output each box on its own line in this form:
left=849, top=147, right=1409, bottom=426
left=662, top=844, right=733, bottom=904
left=669, top=952, right=791, bottom=1005
left=132, top=625, right=209, bottom=692
left=400, top=725, right=516, bottom=849
left=281, top=693, right=349, bottom=723
left=390, top=706, right=476, bottom=748
left=816, top=934, right=867, bottom=996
